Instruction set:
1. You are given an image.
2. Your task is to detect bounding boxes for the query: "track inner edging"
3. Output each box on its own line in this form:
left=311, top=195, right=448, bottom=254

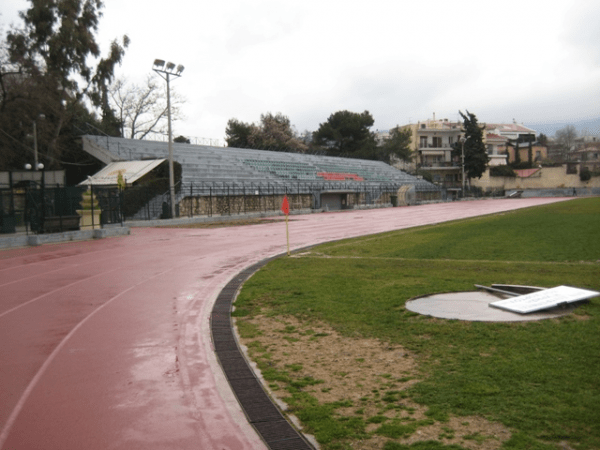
left=210, top=254, right=315, bottom=450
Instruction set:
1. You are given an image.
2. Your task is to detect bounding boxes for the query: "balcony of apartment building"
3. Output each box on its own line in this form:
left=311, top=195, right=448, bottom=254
left=418, top=139, right=455, bottom=165
left=417, top=135, right=459, bottom=152
left=419, top=161, right=461, bottom=170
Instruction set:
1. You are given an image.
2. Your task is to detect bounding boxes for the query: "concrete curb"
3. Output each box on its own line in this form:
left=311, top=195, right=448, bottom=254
left=124, top=209, right=316, bottom=228
left=0, top=227, right=131, bottom=249
left=125, top=204, right=399, bottom=228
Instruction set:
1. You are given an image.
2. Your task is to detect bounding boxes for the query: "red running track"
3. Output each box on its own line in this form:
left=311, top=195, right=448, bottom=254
left=0, top=198, right=571, bottom=449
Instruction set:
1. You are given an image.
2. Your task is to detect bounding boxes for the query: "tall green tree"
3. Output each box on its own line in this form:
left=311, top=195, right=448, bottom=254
left=452, top=110, right=489, bottom=180
left=1, top=0, right=128, bottom=171
left=225, top=118, right=254, bottom=148
left=380, top=126, right=413, bottom=163
left=505, top=139, right=521, bottom=166
left=312, top=110, right=377, bottom=159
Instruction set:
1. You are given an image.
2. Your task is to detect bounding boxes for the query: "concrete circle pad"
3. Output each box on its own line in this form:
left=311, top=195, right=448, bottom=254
left=406, top=291, right=577, bottom=322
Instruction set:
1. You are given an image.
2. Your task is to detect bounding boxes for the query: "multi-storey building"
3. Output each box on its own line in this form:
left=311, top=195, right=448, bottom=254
left=485, top=133, right=509, bottom=166
left=401, top=116, right=463, bottom=185
left=400, top=116, right=544, bottom=182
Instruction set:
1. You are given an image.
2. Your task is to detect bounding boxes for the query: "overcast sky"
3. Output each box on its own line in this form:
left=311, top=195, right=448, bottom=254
left=3, top=0, right=599, bottom=143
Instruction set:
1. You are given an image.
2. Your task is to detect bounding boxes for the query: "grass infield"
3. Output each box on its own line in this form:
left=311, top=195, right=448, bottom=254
left=235, top=198, right=600, bottom=450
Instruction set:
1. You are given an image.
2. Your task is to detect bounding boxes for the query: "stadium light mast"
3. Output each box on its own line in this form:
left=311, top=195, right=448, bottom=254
left=152, top=59, right=184, bottom=219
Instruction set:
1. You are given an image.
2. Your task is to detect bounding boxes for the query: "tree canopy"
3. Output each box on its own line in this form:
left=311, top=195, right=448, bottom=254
left=0, top=0, right=128, bottom=173
left=452, top=110, right=489, bottom=180
left=312, top=110, right=378, bottom=159
left=225, top=118, right=254, bottom=148
left=225, top=112, right=308, bottom=152
left=555, top=125, right=578, bottom=161
left=380, top=126, right=413, bottom=163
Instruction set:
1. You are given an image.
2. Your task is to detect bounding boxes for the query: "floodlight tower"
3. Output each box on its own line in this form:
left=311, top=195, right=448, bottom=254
left=152, top=59, right=184, bottom=219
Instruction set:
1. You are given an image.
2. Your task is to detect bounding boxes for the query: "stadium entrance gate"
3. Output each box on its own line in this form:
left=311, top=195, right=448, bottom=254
left=320, top=193, right=342, bottom=211
left=320, top=191, right=356, bottom=211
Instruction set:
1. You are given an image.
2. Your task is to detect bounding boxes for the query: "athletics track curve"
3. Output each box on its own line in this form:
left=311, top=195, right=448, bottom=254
left=0, top=198, right=571, bottom=449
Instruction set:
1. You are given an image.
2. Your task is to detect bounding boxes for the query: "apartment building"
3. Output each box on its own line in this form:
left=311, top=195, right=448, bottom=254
left=401, top=116, right=463, bottom=185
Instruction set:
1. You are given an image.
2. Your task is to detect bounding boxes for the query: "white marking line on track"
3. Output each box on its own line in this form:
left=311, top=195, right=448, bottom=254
left=0, top=261, right=199, bottom=448
left=0, top=253, right=123, bottom=288
left=0, top=242, right=189, bottom=317
left=0, top=244, right=120, bottom=274
left=0, top=267, right=120, bottom=319
left=0, top=241, right=159, bottom=288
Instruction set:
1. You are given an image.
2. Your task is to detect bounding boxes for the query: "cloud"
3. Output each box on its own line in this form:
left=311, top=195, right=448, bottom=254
left=4, top=0, right=598, bottom=142
left=563, top=1, right=600, bottom=65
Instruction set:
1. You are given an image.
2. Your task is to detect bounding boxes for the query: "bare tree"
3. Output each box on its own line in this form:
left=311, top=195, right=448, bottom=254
left=109, top=74, right=185, bottom=140
left=555, top=125, right=578, bottom=161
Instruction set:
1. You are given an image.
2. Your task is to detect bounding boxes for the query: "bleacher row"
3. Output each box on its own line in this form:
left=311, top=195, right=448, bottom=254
left=82, top=135, right=436, bottom=191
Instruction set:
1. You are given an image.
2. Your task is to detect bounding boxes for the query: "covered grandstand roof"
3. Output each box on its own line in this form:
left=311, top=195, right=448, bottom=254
left=81, top=135, right=437, bottom=192
left=79, top=159, right=166, bottom=186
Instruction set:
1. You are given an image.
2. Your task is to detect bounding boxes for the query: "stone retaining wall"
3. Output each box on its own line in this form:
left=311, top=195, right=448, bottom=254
left=179, top=194, right=313, bottom=216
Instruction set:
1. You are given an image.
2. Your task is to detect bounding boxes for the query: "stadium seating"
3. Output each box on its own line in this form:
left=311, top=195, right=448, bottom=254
left=82, top=135, right=436, bottom=192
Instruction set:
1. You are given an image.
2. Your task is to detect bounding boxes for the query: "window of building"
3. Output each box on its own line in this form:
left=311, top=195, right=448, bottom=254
left=420, top=136, right=427, bottom=148
left=432, top=137, right=442, bottom=147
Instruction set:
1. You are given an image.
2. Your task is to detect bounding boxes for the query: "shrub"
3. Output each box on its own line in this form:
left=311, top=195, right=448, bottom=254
left=417, top=171, right=433, bottom=183
left=509, top=161, right=533, bottom=170
left=580, top=167, right=591, bottom=182
left=490, top=165, right=517, bottom=177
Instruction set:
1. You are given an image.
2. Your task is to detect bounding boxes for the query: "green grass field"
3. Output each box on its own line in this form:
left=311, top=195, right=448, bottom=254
left=235, top=198, right=600, bottom=450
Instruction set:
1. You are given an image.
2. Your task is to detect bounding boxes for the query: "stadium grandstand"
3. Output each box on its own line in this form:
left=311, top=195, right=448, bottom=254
left=81, top=135, right=441, bottom=220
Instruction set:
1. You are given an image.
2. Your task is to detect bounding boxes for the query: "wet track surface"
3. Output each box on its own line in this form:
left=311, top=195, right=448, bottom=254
left=0, top=198, right=570, bottom=449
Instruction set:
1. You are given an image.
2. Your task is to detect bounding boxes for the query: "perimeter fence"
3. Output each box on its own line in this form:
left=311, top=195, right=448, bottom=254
left=1, top=178, right=453, bottom=233
left=0, top=183, right=123, bottom=235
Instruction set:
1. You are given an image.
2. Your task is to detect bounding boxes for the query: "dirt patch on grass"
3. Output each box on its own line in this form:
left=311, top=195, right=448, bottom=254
left=237, top=314, right=511, bottom=450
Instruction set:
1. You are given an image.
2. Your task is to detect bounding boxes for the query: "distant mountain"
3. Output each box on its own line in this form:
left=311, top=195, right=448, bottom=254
left=524, top=117, right=600, bottom=137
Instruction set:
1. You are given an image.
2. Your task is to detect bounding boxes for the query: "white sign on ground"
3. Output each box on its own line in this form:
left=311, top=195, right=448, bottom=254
left=490, top=285, right=600, bottom=314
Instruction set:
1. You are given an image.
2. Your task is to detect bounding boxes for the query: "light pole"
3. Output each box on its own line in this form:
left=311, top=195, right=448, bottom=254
left=32, top=114, right=45, bottom=171
left=25, top=162, right=45, bottom=233
left=152, top=59, right=184, bottom=219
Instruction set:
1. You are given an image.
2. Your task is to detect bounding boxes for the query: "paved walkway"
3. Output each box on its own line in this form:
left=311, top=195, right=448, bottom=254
left=0, top=198, right=571, bottom=449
